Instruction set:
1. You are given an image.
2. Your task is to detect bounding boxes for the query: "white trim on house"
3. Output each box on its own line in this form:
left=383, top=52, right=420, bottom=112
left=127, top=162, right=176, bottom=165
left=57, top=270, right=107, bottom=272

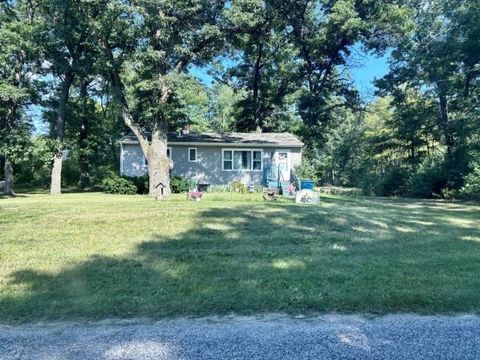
left=188, top=147, right=197, bottom=162
left=120, top=143, right=124, bottom=176
left=222, top=148, right=263, bottom=172
left=274, top=149, right=291, bottom=182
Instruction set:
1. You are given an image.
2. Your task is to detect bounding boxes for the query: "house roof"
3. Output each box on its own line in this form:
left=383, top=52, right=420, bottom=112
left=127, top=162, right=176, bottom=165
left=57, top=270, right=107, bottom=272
left=119, top=132, right=304, bottom=148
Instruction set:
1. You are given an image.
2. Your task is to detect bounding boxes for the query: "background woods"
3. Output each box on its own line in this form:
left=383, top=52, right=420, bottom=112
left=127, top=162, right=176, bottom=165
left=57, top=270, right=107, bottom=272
left=0, top=0, right=479, bottom=199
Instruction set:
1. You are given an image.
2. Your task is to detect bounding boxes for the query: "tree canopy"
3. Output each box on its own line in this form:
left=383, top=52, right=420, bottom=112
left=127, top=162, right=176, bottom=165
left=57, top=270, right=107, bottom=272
left=1, top=0, right=479, bottom=199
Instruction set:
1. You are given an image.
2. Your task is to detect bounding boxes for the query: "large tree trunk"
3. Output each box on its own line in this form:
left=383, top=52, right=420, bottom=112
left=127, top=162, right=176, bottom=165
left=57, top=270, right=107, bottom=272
left=437, top=84, right=454, bottom=157
left=4, top=157, right=15, bottom=196
left=252, top=42, right=263, bottom=132
left=50, top=74, right=74, bottom=195
left=79, top=79, right=90, bottom=189
left=148, top=126, right=171, bottom=199
left=106, top=51, right=172, bottom=199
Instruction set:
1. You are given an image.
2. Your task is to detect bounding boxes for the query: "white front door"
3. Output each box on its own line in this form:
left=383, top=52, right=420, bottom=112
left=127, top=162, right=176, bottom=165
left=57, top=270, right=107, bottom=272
left=274, top=149, right=290, bottom=182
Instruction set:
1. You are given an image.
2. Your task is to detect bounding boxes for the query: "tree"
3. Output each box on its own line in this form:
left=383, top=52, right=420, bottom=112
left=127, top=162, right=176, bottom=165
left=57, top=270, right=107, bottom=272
left=38, top=0, right=97, bottom=194
left=94, top=0, right=226, bottom=198
left=208, top=84, right=247, bottom=132
left=280, top=0, right=410, bottom=144
left=376, top=0, right=480, bottom=194
left=0, top=1, right=38, bottom=196
left=64, top=79, right=124, bottom=189
left=174, top=76, right=210, bottom=132
left=378, top=0, right=480, bottom=157
left=224, top=0, right=299, bottom=132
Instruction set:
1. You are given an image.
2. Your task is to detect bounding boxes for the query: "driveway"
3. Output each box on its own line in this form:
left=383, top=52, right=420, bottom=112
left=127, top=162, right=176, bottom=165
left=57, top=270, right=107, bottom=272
left=1, top=314, right=479, bottom=359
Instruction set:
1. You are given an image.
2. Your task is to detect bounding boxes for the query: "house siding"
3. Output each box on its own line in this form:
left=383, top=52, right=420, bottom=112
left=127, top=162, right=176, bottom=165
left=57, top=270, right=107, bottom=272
left=121, top=143, right=302, bottom=185
left=121, top=144, right=148, bottom=177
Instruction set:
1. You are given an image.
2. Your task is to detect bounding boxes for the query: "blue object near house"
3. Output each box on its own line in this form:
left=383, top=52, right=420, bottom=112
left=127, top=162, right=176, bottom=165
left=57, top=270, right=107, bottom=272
left=300, top=179, right=315, bottom=190
left=267, top=180, right=280, bottom=188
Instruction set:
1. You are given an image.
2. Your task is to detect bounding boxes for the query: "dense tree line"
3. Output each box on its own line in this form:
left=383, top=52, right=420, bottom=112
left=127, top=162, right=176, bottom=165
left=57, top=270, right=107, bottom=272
left=0, top=0, right=478, bottom=199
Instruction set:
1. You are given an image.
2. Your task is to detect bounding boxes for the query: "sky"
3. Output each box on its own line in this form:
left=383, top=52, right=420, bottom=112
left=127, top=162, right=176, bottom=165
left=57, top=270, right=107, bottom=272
left=191, top=49, right=390, bottom=100
left=348, top=50, right=390, bottom=100
left=33, top=50, right=390, bottom=133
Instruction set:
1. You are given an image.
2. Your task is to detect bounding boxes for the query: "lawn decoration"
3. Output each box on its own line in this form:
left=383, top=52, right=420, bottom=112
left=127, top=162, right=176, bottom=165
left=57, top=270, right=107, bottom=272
left=263, top=187, right=279, bottom=201
left=295, top=189, right=320, bottom=204
left=286, top=183, right=296, bottom=196
left=187, top=189, right=203, bottom=201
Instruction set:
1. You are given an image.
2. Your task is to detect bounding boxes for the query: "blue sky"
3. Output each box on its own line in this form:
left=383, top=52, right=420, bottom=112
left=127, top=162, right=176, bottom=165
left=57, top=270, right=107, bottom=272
left=191, top=50, right=390, bottom=100
left=348, top=51, right=390, bottom=99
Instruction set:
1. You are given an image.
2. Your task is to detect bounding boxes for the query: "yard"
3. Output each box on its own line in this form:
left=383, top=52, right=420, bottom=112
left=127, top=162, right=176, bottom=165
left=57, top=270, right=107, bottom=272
left=1, top=192, right=479, bottom=323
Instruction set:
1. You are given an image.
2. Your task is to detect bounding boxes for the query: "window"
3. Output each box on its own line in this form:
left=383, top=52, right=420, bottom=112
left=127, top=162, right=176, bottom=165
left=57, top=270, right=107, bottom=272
left=253, top=151, right=262, bottom=170
left=167, top=147, right=172, bottom=159
left=234, top=150, right=251, bottom=170
left=223, top=150, right=233, bottom=170
left=188, top=148, right=197, bottom=162
left=223, top=149, right=262, bottom=171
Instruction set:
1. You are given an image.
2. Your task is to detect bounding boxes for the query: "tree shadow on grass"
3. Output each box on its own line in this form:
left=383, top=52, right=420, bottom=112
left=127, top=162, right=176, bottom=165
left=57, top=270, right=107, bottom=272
left=0, top=194, right=28, bottom=199
left=1, top=199, right=480, bottom=323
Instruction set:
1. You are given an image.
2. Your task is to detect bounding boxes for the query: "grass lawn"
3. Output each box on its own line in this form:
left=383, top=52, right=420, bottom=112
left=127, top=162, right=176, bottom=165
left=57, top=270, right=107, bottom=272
left=1, top=192, right=480, bottom=322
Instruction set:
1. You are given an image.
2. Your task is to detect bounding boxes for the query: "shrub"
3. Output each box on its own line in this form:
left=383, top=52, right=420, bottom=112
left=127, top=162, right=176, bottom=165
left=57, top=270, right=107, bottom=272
left=318, top=186, right=364, bottom=196
left=459, top=162, right=480, bottom=200
left=407, top=155, right=448, bottom=198
left=170, top=175, right=196, bottom=193
left=231, top=180, right=247, bottom=193
left=374, top=166, right=409, bottom=197
left=101, top=175, right=137, bottom=195
left=441, top=187, right=460, bottom=200
left=15, top=136, right=53, bottom=188
left=123, top=176, right=149, bottom=194
left=209, top=185, right=231, bottom=192
left=91, top=167, right=117, bottom=189
left=208, top=184, right=263, bottom=193
left=294, top=158, right=317, bottom=181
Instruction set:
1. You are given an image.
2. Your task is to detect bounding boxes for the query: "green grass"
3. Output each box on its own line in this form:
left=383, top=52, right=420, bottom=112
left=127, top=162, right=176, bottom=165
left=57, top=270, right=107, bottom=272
left=1, top=192, right=480, bottom=322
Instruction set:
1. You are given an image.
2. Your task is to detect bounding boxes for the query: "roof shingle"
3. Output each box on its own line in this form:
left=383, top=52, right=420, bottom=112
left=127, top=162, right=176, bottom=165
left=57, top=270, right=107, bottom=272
left=120, top=132, right=303, bottom=147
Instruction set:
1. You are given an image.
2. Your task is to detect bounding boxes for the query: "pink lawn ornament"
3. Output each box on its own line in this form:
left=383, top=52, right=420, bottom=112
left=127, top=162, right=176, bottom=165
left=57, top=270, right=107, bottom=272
left=187, top=189, right=203, bottom=201
left=287, top=183, right=296, bottom=196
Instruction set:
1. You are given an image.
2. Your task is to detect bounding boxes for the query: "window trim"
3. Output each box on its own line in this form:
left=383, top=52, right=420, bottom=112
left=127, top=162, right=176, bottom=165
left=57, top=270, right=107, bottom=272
left=120, top=143, right=124, bottom=175
left=188, top=147, right=197, bottom=162
left=222, top=148, right=263, bottom=172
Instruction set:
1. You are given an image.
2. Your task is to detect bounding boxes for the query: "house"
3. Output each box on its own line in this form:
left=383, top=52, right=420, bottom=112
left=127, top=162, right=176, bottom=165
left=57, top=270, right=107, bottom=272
left=119, top=132, right=304, bottom=186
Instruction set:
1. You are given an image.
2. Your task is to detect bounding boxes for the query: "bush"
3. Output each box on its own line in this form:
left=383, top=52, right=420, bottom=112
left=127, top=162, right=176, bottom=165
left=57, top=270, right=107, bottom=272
left=101, top=175, right=137, bottom=195
left=123, top=176, right=149, bottom=194
left=459, top=162, right=480, bottom=200
left=294, top=158, right=317, bottom=181
left=231, top=180, right=247, bottom=193
left=170, top=175, right=196, bottom=193
left=15, top=136, right=53, bottom=188
left=374, top=166, right=409, bottom=197
left=318, top=186, right=364, bottom=196
left=209, top=185, right=231, bottom=192
left=208, top=184, right=263, bottom=194
left=441, top=187, right=460, bottom=200
left=407, top=155, right=448, bottom=198
left=90, top=166, right=117, bottom=189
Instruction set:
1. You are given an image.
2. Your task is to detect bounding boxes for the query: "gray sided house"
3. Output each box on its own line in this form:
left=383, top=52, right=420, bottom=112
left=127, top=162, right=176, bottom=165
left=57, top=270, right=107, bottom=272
left=119, top=132, right=304, bottom=186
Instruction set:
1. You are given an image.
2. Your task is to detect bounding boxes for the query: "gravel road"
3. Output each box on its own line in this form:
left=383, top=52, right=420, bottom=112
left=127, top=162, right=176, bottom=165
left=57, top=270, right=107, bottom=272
left=1, top=314, right=479, bottom=359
